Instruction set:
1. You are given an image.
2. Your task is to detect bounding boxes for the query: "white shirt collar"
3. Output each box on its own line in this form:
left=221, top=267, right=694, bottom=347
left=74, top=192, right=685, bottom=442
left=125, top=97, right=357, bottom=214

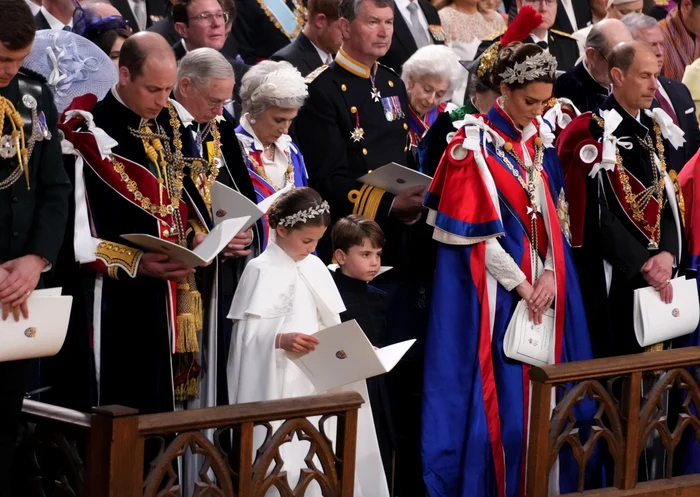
left=310, top=39, right=331, bottom=65
left=530, top=31, right=548, bottom=45
left=169, top=98, right=195, bottom=128
left=41, top=5, right=72, bottom=29
left=181, top=39, right=190, bottom=53
left=111, top=85, right=128, bottom=108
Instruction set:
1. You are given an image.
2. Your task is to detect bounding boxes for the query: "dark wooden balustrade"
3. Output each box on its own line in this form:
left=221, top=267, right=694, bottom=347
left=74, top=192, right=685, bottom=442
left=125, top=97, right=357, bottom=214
left=13, top=391, right=363, bottom=497
left=527, top=346, right=700, bottom=497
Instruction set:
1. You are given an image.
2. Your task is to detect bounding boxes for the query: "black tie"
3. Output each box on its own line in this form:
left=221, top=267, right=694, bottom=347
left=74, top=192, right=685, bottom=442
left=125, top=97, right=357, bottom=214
left=537, top=41, right=548, bottom=50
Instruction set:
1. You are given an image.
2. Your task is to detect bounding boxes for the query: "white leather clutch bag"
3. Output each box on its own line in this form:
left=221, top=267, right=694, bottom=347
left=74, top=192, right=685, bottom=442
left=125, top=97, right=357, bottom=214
left=634, top=276, right=699, bottom=347
left=504, top=299, right=555, bottom=367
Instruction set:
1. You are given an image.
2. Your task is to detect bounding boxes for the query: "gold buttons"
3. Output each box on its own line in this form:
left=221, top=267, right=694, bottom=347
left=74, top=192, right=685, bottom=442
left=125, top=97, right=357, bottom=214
left=163, top=229, right=170, bottom=238
left=388, top=80, right=394, bottom=87
left=403, top=123, right=408, bottom=130
left=362, top=148, right=368, bottom=155
left=341, top=84, right=347, bottom=91
left=534, top=137, right=543, bottom=146
left=504, top=142, right=513, bottom=152
left=350, top=106, right=357, bottom=114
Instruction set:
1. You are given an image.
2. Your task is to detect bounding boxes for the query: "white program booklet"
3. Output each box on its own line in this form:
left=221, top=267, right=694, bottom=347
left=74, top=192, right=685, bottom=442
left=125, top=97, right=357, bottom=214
left=634, top=276, right=699, bottom=347
left=211, top=181, right=292, bottom=229
left=121, top=216, right=250, bottom=268
left=503, top=299, right=555, bottom=367
left=358, top=162, right=432, bottom=196
left=0, top=292, right=72, bottom=362
left=288, top=319, right=415, bottom=391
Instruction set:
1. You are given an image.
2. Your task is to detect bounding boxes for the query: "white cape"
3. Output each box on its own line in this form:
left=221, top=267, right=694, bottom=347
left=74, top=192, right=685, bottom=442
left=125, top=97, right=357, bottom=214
left=227, top=242, right=389, bottom=496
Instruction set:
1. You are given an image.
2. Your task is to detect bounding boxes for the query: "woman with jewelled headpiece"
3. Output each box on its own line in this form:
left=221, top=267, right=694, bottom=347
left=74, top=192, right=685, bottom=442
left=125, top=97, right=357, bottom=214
left=235, top=60, right=309, bottom=250
left=421, top=42, right=597, bottom=497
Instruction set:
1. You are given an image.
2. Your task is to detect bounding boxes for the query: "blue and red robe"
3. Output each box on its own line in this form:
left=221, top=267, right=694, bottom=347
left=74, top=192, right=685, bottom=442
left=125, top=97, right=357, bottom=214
left=234, top=126, right=308, bottom=249
left=408, top=102, right=447, bottom=151
left=421, top=103, right=596, bottom=497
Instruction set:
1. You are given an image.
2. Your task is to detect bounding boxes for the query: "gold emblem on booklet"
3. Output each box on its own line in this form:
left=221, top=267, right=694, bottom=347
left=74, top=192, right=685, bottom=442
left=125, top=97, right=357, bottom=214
left=335, top=350, right=348, bottom=360
left=672, top=308, right=680, bottom=318
left=216, top=209, right=227, bottom=218
left=24, top=327, right=37, bottom=338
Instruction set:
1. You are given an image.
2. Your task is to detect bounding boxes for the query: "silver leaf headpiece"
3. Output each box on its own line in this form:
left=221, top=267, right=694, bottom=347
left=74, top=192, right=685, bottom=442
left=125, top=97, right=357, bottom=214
left=278, top=201, right=331, bottom=228
left=498, top=51, right=558, bottom=85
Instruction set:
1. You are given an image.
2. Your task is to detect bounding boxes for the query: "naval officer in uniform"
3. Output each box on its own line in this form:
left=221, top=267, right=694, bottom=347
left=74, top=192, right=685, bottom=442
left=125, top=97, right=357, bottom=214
left=294, top=0, right=432, bottom=492
left=0, top=0, right=71, bottom=492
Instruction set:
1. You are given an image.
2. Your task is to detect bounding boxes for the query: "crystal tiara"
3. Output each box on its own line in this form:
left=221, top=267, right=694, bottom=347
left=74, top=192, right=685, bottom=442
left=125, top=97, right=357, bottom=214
left=278, top=201, right=331, bottom=227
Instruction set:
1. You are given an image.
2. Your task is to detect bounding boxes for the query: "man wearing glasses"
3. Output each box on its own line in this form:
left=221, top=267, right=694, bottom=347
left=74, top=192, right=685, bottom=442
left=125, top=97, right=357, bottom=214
left=172, top=0, right=248, bottom=123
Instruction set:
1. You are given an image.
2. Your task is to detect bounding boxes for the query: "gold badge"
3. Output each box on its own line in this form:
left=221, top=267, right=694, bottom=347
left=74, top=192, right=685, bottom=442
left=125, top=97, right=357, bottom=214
left=336, top=350, right=348, bottom=359
left=24, top=327, right=37, bottom=338
left=216, top=209, right=227, bottom=218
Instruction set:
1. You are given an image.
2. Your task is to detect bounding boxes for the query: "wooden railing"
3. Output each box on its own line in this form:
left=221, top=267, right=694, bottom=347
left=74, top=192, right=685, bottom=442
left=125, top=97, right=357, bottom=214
left=13, top=391, right=363, bottom=497
left=527, top=346, right=700, bottom=497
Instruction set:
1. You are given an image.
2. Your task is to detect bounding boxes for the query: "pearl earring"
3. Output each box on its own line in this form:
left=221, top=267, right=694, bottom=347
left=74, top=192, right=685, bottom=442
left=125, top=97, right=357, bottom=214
left=249, top=117, right=257, bottom=124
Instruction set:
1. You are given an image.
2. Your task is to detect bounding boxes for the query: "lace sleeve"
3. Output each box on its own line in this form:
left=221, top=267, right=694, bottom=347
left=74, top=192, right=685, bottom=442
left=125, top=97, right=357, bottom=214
left=485, top=238, right=527, bottom=291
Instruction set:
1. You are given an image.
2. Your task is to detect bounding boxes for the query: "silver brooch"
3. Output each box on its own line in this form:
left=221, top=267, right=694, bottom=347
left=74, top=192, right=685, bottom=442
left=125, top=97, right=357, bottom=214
left=22, top=95, right=37, bottom=109
left=0, top=135, right=17, bottom=159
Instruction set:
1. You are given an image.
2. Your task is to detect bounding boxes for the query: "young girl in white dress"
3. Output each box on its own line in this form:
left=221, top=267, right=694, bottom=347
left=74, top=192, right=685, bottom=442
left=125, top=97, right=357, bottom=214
left=226, top=187, right=389, bottom=496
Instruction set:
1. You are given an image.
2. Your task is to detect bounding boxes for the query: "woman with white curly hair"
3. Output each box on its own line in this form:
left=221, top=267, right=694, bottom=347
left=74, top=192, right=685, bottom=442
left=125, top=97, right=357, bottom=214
left=401, top=45, right=461, bottom=155
left=236, top=60, right=309, bottom=249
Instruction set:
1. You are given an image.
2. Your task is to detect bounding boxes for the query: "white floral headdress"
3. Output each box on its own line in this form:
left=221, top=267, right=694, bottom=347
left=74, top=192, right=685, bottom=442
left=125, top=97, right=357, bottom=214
left=278, top=201, right=330, bottom=227
left=498, top=51, right=557, bottom=85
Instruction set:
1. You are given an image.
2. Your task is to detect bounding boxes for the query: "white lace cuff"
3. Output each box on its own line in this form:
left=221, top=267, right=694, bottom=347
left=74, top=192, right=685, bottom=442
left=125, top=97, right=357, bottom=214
left=485, top=238, right=526, bottom=291
left=544, top=246, right=554, bottom=272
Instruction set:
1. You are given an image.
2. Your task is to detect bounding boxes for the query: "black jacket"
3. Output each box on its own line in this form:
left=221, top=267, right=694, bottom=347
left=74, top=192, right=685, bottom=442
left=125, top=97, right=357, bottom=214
left=270, top=32, right=324, bottom=77
left=477, top=29, right=580, bottom=73
left=34, top=11, right=51, bottom=30
left=111, top=0, right=164, bottom=31
left=332, top=270, right=389, bottom=346
left=552, top=0, right=592, bottom=34
left=0, top=69, right=71, bottom=266
left=553, top=61, right=609, bottom=113
left=379, top=0, right=444, bottom=74
left=655, top=76, right=700, bottom=172
left=231, top=0, right=304, bottom=64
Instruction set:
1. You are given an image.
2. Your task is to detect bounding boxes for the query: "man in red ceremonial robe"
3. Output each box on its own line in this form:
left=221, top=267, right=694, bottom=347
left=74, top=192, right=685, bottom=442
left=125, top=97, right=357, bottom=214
left=60, top=32, right=207, bottom=416
left=557, top=40, right=685, bottom=359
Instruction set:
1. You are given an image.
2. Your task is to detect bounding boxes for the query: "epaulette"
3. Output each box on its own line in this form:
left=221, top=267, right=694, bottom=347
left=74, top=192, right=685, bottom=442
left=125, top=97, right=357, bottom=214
left=550, top=29, right=575, bottom=39
left=482, top=29, right=505, bottom=42
left=304, top=65, right=329, bottom=84
left=18, top=67, right=47, bottom=84
left=378, top=62, right=400, bottom=77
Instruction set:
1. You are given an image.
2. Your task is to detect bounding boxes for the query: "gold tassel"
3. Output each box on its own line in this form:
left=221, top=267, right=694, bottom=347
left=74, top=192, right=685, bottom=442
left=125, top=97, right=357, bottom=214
left=190, top=289, right=203, bottom=331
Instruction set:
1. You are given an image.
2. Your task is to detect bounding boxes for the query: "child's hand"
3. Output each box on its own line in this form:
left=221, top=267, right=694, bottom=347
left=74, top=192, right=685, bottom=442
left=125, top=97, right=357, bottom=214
left=278, top=333, right=320, bottom=354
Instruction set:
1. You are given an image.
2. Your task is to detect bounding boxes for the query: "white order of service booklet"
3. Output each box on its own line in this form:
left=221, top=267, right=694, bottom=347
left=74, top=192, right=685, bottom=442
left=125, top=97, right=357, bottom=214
left=121, top=216, right=250, bottom=268
left=358, top=162, right=432, bottom=196
left=288, top=319, right=415, bottom=391
left=0, top=288, right=72, bottom=362
left=210, top=181, right=292, bottom=229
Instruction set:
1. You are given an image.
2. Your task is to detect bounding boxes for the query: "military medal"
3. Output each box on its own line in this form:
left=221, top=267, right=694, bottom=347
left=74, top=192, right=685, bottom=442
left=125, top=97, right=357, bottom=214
left=22, top=95, right=36, bottom=110
left=350, top=110, right=364, bottom=142
left=428, top=25, right=446, bottom=43
left=0, top=135, right=16, bottom=159
left=369, top=67, right=381, bottom=103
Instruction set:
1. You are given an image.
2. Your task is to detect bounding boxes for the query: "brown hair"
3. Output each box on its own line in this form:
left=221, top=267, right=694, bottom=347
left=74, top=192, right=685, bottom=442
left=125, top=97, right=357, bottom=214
left=268, top=187, right=331, bottom=230
left=0, top=0, right=35, bottom=50
left=309, top=0, right=341, bottom=21
left=91, top=28, right=131, bottom=57
left=608, top=41, right=637, bottom=75
left=172, top=0, right=236, bottom=25
left=331, top=215, right=385, bottom=253
left=490, top=42, right=557, bottom=90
